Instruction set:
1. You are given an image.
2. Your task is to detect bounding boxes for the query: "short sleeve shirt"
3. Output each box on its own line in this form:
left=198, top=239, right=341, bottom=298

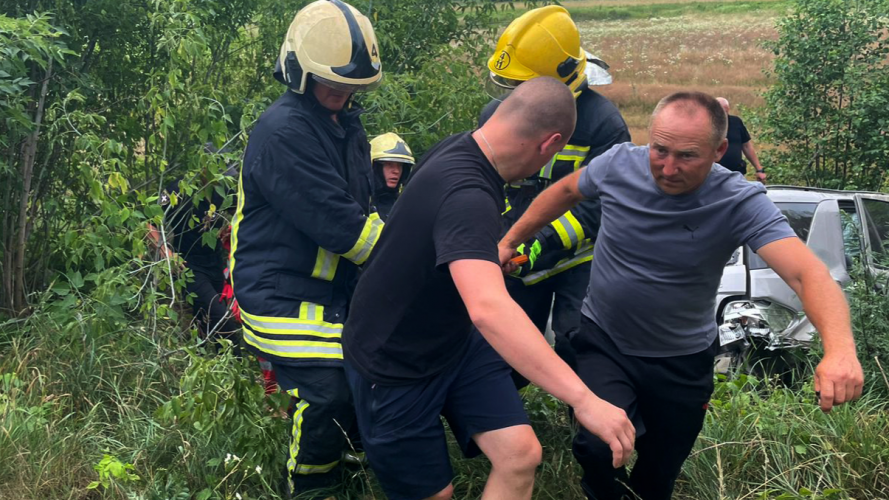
left=343, top=133, right=505, bottom=384
left=577, top=143, right=796, bottom=357
left=718, top=115, right=752, bottom=174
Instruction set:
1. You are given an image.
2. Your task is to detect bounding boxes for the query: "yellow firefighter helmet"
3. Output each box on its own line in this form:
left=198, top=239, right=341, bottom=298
left=486, top=5, right=589, bottom=99
left=274, top=0, right=382, bottom=94
left=370, top=133, right=415, bottom=164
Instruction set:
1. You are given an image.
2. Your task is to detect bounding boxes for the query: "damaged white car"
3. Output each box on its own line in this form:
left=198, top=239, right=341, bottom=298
left=715, top=186, right=889, bottom=375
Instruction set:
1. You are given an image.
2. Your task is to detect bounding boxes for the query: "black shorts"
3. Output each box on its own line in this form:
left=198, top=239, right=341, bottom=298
left=345, top=331, right=530, bottom=500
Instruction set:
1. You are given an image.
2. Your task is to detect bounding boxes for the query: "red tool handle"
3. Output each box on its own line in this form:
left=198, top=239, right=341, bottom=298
left=510, top=254, right=529, bottom=266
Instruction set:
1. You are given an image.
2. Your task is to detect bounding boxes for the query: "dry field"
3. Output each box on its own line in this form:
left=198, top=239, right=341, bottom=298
left=573, top=7, right=781, bottom=143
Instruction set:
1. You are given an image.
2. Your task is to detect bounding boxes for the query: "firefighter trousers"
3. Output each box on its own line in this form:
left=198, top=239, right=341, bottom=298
left=271, top=363, right=356, bottom=495
left=505, top=261, right=590, bottom=388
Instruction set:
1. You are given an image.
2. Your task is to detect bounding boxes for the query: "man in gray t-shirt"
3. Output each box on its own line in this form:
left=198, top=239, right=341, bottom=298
left=499, top=92, right=864, bottom=500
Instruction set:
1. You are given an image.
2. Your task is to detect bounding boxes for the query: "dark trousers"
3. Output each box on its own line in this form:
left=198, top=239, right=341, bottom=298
left=572, top=317, right=716, bottom=500
left=506, top=261, right=589, bottom=387
left=186, top=268, right=238, bottom=339
left=272, top=364, right=355, bottom=495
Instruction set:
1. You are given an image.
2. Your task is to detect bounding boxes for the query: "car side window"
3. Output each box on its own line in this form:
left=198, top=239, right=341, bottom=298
left=839, top=202, right=862, bottom=260
left=861, top=199, right=889, bottom=268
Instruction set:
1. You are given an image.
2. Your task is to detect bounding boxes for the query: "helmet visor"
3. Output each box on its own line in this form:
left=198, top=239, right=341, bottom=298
left=485, top=73, right=525, bottom=101
left=374, top=156, right=414, bottom=165
left=584, top=51, right=613, bottom=86
left=312, top=74, right=381, bottom=94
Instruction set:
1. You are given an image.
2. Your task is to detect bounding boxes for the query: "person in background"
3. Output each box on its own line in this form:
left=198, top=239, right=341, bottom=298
left=716, top=96, right=767, bottom=182
left=370, top=132, right=414, bottom=221
left=148, top=155, right=239, bottom=345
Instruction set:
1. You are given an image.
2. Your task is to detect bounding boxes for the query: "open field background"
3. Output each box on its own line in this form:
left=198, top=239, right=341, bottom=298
left=565, top=0, right=785, bottom=144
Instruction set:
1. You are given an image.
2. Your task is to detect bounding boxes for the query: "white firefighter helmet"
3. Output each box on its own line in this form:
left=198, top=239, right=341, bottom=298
left=274, top=0, right=382, bottom=94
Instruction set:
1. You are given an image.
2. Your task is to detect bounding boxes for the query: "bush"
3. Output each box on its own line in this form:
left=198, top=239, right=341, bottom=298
left=759, top=0, right=889, bottom=189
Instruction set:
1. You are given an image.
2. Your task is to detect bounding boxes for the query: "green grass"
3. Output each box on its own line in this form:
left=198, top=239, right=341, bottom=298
left=2, top=292, right=889, bottom=499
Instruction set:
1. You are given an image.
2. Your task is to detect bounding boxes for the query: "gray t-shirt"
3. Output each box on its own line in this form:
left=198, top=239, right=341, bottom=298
left=577, top=143, right=796, bottom=357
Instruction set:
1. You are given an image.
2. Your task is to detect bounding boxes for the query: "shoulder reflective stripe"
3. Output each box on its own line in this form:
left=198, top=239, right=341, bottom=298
left=540, top=145, right=592, bottom=178
left=243, top=330, right=344, bottom=359
left=311, top=248, right=340, bottom=281
left=296, top=461, right=340, bottom=475
left=521, top=247, right=595, bottom=285
left=229, top=168, right=247, bottom=278
left=287, top=398, right=309, bottom=477
left=539, top=155, right=557, bottom=179
left=342, top=212, right=384, bottom=265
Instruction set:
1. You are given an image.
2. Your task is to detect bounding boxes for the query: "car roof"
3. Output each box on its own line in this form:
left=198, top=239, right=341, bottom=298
left=765, top=185, right=881, bottom=203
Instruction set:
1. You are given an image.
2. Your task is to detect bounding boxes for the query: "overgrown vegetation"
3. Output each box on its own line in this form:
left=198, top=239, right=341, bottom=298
left=1, top=0, right=888, bottom=498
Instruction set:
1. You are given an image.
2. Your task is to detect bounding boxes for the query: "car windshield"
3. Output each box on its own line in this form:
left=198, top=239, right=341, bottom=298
left=748, top=202, right=818, bottom=270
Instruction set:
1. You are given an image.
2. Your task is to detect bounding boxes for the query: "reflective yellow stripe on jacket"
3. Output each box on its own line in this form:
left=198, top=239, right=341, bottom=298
left=342, top=212, right=384, bottom=265
left=240, top=304, right=343, bottom=360
left=551, top=211, right=585, bottom=250
left=539, top=145, right=591, bottom=179
left=311, top=249, right=340, bottom=281
left=521, top=241, right=595, bottom=285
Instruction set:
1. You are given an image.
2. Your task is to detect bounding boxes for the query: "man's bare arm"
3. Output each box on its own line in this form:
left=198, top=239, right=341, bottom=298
left=499, top=169, right=586, bottom=264
left=742, top=141, right=766, bottom=182
left=756, top=237, right=864, bottom=412
left=449, top=259, right=635, bottom=467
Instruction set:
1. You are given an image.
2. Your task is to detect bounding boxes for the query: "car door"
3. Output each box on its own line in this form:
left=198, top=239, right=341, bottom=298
left=853, top=194, right=889, bottom=288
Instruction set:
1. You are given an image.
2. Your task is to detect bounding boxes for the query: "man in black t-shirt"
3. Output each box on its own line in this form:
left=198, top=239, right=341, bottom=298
left=716, top=97, right=766, bottom=182
left=343, top=78, right=636, bottom=500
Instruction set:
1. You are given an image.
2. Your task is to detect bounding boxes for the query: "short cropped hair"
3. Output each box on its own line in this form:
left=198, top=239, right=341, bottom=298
left=651, top=91, right=728, bottom=147
left=495, top=76, right=577, bottom=140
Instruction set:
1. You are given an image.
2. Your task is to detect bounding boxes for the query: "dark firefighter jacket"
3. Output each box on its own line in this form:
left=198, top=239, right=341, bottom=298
left=371, top=160, right=410, bottom=222
left=478, top=87, right=631, bottom=285
left=231, top=90, right=381, bottom=367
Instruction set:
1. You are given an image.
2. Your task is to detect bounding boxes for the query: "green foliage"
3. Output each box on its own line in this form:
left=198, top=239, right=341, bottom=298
left=362, top=48, right=492, bottom=155
left=368, top=0, right=506, bottom=74
left=760, top=0, right=889, bottom=189
left=156, top=344, right=291, bottom=482
left=87, top=454, right=141, bottom=491
left=847, top=269, right=889, bottom=396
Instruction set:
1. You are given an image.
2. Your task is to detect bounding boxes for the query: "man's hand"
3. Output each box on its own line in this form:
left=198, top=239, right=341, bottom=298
left=755, top=170, right=767, bottom=183
left=814, top=353, right=864, bottom=412
left=573, top=394, right=636, bottom=468
left=498, top=242, right=519, bottom=274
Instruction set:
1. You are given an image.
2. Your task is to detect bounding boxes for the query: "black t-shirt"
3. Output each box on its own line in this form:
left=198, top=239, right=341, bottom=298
left=161, top=179, right=227, bottom=275
left=718, top=115, right=751, bottom=174
left=343, top=132, right=505, bottom=384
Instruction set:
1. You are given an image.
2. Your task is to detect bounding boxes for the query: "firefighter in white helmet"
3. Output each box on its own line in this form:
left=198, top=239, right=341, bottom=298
left=369, top=132, right=414, bottom=221
left=229, top=1, right=381, bottom=497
